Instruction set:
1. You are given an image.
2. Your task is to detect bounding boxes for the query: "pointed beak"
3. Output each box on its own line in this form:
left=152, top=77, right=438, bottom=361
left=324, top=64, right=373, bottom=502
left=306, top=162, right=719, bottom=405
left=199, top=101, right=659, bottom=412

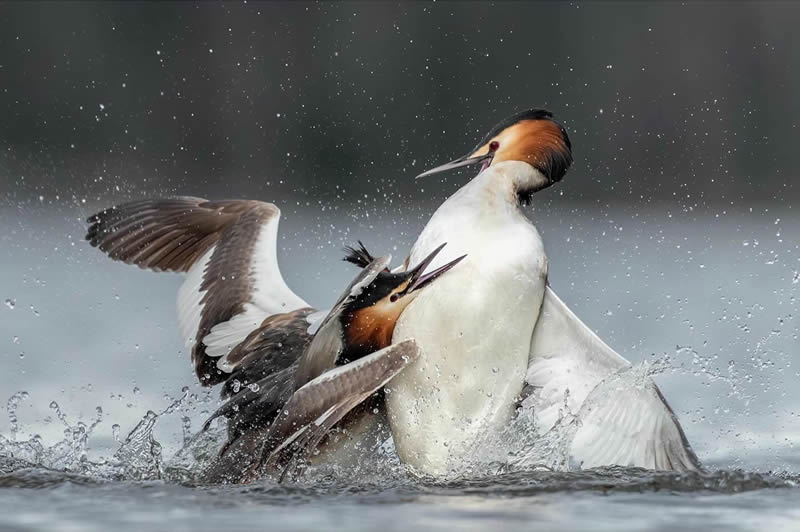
left=403, top=243, right=467, bottom=294
left=415, top=151, right=494, bottom=179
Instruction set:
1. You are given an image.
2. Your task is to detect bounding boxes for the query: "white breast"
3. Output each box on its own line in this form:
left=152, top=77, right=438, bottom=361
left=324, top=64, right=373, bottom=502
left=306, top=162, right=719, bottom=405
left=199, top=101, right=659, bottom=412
left=387, top=163, right=548, bottom=475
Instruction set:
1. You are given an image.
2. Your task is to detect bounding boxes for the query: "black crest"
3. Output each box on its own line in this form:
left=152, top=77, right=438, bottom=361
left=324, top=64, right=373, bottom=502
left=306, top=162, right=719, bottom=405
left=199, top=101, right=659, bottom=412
left=342, top=241, right=376, bottom=268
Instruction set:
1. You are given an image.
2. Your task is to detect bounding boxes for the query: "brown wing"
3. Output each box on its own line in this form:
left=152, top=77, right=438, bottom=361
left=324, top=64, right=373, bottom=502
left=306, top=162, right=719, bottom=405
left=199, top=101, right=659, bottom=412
left=86, top=197, right=270, bottom=273
left=199, top=339, right=420, bottom=484
left=221, top=308, right=315, bottom=397
left=86, top=197, right=308, bottom=385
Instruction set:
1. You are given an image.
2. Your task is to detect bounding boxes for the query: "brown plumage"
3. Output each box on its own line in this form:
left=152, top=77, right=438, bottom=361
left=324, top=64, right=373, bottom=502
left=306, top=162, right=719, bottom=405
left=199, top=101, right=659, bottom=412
left=200, top=339, right=421, bottom=484
left=86, top=199, right=463, bottom=483
left=86, top=197, right=286, bottom=385
left=416, top=109, right=572, bottom=195
left=206, top=308, right=315, bottom=452
left=469, top=110, right=572, bottom=185
left=222, top=309, right=315, bottom=379
left=343, top=286, right=412, bottom=357
left=86, top=197, right=277, bottom=273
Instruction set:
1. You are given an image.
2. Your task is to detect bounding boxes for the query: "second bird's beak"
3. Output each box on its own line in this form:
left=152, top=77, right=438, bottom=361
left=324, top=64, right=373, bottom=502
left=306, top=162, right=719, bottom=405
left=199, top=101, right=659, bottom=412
left=416, top=149, right=495, bottom=179
left=403, top=243, right=467, bottom=294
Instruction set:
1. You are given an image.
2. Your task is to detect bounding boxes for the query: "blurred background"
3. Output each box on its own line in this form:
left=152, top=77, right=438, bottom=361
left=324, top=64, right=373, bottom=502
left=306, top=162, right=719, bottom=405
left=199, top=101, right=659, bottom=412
left=1, top=2, right=798, bottom=470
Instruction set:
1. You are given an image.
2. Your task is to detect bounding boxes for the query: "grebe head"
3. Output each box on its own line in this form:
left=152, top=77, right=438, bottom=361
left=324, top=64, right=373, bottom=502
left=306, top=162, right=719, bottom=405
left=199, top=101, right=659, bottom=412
left=416, top=109, right=573, bottom=203
left=339, top=242, right=465, bottom=354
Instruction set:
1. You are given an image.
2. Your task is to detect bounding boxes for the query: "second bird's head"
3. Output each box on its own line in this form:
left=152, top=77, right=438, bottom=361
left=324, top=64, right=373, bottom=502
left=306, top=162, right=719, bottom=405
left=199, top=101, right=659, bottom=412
left=417, top=109, right=573, bottom=204
left=338, top=242, right=464, bottom=357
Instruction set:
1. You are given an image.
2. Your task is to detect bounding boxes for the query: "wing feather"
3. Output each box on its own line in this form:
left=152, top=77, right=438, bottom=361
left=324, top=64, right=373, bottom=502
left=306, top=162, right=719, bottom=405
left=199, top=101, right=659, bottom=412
left=527, top=286, right=701, bottom=472
left=86, top=197, right=308, bottom=385
left=200, top=339, right=420, bottom=484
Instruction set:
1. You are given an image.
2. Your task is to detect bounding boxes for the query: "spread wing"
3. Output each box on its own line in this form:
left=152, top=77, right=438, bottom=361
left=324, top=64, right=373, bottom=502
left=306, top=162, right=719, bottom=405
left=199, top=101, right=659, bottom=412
left=526, top=286, right=701, bottom=472
left=86, top=197, right=308, bottom=385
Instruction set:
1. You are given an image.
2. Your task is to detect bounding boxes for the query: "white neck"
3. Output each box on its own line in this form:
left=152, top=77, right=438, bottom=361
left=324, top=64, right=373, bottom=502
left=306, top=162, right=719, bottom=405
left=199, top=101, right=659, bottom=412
left=452, top=160, right=547, bottom=209
left=389, top=160, right=550, bottom=475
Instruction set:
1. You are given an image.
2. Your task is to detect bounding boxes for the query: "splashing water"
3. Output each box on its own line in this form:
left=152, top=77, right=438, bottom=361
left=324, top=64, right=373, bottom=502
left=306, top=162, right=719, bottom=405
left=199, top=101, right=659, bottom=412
left=0, top=353, right=795, bottom=489
left=6, top=391, right=29, bottom=442
left=453, top=357, right=682, bottom=476
left=0, top=387, right=221, bottom=482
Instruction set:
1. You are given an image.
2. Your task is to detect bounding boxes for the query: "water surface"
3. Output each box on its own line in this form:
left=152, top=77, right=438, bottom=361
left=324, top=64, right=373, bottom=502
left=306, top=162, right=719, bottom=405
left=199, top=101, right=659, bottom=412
left=1, top=205, right=798, bottom=531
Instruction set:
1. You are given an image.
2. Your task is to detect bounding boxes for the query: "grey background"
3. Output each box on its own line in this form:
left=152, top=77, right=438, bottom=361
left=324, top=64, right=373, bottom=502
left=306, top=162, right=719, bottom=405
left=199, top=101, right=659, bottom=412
left=1, top=1, right=798, bottom=206
left=1, top=2, right=798, bottom=470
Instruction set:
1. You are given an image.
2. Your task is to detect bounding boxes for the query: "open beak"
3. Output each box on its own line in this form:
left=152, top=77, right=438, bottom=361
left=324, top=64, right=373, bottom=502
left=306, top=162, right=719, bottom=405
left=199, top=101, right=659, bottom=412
left=403, top=243, right=467, bottom=294
left=415, top=150, right=495, bottom=179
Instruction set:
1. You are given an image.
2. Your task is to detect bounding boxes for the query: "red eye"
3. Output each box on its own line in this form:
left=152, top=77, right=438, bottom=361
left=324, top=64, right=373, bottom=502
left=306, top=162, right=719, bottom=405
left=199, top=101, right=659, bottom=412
left=390, top=294, right=399, bottom=303
left=489, top=140, right=500, bottom=151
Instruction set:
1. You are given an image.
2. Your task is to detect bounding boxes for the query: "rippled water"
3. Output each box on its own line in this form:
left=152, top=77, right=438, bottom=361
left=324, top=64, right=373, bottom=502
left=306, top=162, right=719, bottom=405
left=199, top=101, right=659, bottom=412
left=1, top=464, right=798, bottom=532
left=2, top=392, right=798, bottom=532
left=1, top=206, right=799, bottom=530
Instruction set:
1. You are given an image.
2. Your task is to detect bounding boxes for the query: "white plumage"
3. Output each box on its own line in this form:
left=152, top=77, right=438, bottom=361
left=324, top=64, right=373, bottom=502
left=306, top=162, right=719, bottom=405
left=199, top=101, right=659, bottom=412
left=389, top=154, right=700, bottom=473
left=528, top=287, right=699, bottom=470
left=177, top=246, right=216, bottom=346
left=388, top=161, right=549, bottom=475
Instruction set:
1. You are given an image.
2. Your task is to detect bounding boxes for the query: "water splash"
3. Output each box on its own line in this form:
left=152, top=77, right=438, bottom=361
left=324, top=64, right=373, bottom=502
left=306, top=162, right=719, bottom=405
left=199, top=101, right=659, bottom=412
left=452, top=358, right=680, bottom=477
left=6, top=391, right=29, bottom=442
left=0, top=387, right=212, bottom=482
left=110, top=410, right=163, bottom=480
left=0, top=351, right=794, bottom=486
left=0, top=397, right=102, bottom=473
